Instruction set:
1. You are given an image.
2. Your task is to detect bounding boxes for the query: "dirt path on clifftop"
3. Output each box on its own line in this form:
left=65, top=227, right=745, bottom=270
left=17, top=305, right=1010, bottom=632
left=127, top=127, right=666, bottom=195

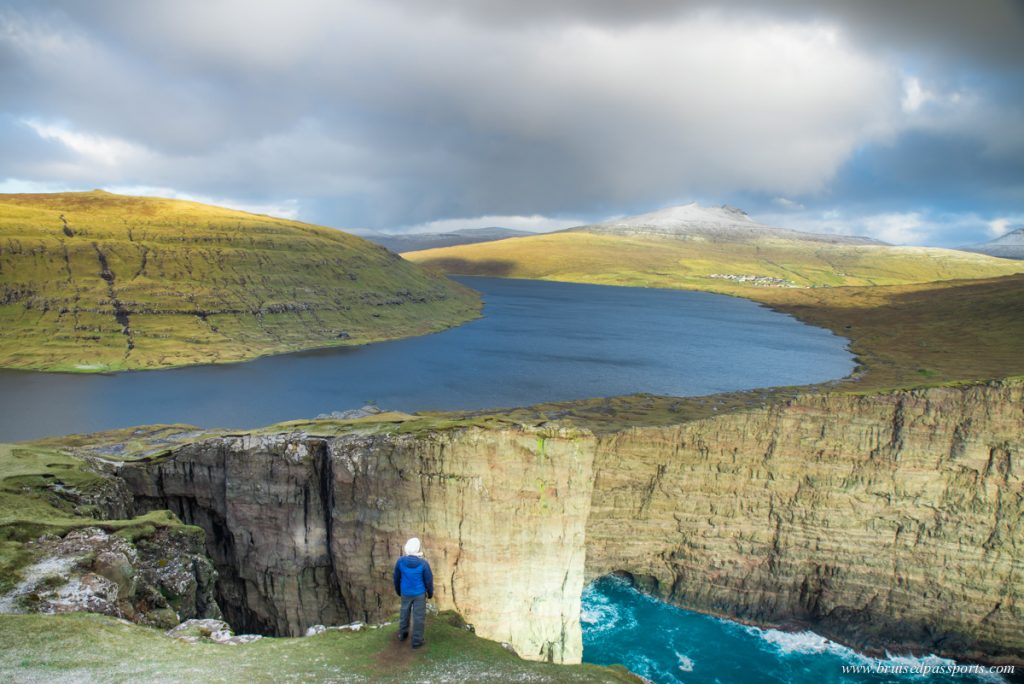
left=372, top=627, right=420, bottom=677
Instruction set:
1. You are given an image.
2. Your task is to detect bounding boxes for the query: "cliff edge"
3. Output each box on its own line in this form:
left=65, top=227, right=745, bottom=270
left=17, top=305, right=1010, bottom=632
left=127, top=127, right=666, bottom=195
left=110, top=378, right=1023, bottom=665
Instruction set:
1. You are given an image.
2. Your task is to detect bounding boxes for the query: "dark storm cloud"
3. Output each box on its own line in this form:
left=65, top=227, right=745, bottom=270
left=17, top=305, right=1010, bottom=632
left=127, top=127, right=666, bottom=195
left=0, top=0, right=1021, bottom=243
left=413, top=0, right=1024, bottom=68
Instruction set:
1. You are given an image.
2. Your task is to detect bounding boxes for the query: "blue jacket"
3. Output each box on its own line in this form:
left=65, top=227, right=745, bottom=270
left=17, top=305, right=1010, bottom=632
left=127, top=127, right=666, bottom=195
left=393, top=555, right=434, bottom=598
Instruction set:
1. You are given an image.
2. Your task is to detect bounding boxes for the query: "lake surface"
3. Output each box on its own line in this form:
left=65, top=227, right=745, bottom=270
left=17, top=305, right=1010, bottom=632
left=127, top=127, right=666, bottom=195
left=582, top=576, right=1010, bottom=684
left=0, top=276, right=854, bottom=442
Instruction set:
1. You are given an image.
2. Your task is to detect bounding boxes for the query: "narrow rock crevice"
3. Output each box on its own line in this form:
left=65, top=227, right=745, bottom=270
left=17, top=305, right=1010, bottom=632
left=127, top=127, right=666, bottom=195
left=313, top=440, right=349, bottom=621
left=92, top=242, right=134, bottom=354
left=59, top=214, right=74, bottom=237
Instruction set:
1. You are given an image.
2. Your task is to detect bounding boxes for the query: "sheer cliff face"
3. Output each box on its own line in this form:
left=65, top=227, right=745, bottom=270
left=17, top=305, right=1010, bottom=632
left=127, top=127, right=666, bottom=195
left=122, top=428, right=594, bottom=663
left=326, top=430, right=594, bottom=663
left=120, top=380, right=1023, bottom=665
left=586, top=381, right=1024, bottom=664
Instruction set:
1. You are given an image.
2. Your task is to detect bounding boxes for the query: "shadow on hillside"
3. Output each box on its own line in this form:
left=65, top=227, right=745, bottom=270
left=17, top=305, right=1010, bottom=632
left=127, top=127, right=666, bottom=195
left=417, top=257, right=517, bottom=276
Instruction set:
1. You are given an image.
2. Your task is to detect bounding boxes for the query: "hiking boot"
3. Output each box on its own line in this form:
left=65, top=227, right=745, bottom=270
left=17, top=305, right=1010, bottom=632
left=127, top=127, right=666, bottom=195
left=412, top=642, right=424, bottom=649
left=398, top=632, right=408, bottom=642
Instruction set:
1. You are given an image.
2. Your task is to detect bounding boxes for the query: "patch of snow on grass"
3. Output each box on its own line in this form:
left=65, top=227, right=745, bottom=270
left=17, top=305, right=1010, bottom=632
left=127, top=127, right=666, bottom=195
left=0, top=556, right=78, bottom=613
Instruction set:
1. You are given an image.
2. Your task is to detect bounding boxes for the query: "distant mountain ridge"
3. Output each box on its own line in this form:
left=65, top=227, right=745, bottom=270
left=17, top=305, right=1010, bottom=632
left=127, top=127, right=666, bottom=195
left=405, top=201, right=1024, bottom=293
left=961, top=227, right=1024, bottom=260
left=366, top=227, right=535, bottom=253
left=569, top=202, right=883, bottom=245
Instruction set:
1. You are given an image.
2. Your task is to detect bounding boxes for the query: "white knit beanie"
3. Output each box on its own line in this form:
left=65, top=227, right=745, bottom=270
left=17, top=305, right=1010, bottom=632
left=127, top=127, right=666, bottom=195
left=404, top=537, right=423, bottom=557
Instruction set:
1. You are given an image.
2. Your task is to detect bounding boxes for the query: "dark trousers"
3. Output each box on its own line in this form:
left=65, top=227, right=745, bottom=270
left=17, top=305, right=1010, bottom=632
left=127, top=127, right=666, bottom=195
left=399, top=593, right=426, bottom=645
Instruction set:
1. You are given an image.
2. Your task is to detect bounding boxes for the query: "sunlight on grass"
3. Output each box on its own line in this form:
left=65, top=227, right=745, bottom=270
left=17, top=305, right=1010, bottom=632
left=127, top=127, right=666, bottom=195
left=0, top=191, right=480, bottom=372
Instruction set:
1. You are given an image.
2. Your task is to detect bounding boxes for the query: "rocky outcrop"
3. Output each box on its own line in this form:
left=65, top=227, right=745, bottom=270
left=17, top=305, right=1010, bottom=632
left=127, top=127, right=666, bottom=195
left=167, top=618, right=263, bottom=645
left=0, top=526, right=219, bottom=628
left=116, top=379, right=1024, bottom=665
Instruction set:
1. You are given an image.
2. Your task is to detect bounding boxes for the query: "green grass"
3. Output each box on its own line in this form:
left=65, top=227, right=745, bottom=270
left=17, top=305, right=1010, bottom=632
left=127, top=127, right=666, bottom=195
left=0, top=612, right=640, bottom=683
left=0, top=191, right=480, bottom=372
left=405, top=231, right=1023, bottom=292
left=751, top=274, right=1024, bottom=391
left=0, top=443, right=185, bottom=593
left=29, top=424, right=214, bottom=461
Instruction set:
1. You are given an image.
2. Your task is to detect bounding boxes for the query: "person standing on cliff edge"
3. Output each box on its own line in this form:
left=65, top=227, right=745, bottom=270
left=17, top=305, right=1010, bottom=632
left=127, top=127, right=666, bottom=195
left=394, top=537, right=434, bottom=648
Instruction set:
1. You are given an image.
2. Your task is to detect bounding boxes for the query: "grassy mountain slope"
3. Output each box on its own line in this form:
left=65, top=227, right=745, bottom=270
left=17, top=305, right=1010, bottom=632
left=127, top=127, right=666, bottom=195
left=404, top=230, right=1024, bottom=294
left=753, top=274, right=1024, bottom=391
left=0, top=191, right=480, bottom=372
left=364, top=226, right=536, bottom=253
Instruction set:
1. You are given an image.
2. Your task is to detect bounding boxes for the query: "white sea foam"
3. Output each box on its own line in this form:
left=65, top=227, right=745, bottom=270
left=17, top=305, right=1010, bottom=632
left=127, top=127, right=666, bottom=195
left=884, top=653, right=958, bottom=669
left=581, top=581, right=639, bottom=635
left=624, top=653, right=677, bottom=683
left=749, top=627, right=839, bottom=655
left=585, top=576, right=1011, bottom=684
left=746, top=625, right=1009, bottom=682
left=579, top=601, right=634, bottom=635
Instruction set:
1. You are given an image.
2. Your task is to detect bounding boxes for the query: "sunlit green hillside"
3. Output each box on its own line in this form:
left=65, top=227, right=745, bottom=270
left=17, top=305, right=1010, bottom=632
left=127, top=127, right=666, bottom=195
left=405, top=231, right=1024, bottom=294
left=0, top=191, right=480, bottom=371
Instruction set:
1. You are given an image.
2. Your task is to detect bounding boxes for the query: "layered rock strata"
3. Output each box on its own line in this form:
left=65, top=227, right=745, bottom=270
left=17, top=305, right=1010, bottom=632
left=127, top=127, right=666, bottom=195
left=122, top=428, right=593, bottom=662
left=118, top=380, right=1023, bottom=665
left=585, top=380, right=1023, bottom=664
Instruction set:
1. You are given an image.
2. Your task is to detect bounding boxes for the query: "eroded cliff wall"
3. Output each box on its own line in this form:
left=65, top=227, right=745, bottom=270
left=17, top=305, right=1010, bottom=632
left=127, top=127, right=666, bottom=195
left=119, top=380, right=1023, bottom=665
left=586, top=381, right=1023, bottom=663
left=122, top=427, right=593, bottom=663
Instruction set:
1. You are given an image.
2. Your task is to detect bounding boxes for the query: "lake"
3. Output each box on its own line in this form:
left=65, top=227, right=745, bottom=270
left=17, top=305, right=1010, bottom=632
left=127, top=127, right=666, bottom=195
left=0, top=276, right=854, bottom=442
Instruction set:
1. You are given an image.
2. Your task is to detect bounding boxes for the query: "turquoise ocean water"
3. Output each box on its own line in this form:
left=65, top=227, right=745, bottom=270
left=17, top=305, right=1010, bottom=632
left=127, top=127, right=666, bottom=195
left=581, top=576, right=1012, bottom=684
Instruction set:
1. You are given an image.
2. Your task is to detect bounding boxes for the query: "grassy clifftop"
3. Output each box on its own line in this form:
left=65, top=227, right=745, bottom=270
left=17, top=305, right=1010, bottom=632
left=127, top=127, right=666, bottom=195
left=0, top=437, right=639, bottom=683
left=0, top=612, right=640, bottom=683
left=0, top=191, right=480, bottom=371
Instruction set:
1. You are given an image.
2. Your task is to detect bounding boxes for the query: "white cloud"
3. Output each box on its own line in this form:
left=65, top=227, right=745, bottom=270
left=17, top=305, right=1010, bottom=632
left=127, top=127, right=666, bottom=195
left=0, top=3, right=907, bottom=226
left=863, top=212, right=929, bottom=244
left=22, top=119, right=150, bottom=166
left=0, top=178, right=77, bottom=194
left=901, top=77, right=934, bottom=113
left=772, top=197, right=805, bottom=210
left=987, top=218, right=1016, bottom=238
left=105, top=185, right=301, bottom=220
left=2, top=1, right=1020, bottom=233
left=755, top=207, right=1024, bottom=247
left=770, top=210, right=929, bottom=244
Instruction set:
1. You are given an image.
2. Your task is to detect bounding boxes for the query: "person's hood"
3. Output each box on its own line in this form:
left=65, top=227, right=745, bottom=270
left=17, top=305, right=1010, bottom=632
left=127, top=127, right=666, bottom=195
left=404, top=537, right=423, bottom=556
left=400, top=555, right=425, bottom=569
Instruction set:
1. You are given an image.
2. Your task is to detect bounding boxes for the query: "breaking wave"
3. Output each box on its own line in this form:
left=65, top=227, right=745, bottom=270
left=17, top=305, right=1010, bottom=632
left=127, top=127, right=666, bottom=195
left=581, top=576, right=1009, bottom=684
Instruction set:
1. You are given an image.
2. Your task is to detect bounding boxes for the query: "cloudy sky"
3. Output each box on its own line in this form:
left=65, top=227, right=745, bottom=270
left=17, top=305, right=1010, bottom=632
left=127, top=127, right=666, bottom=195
left=1, top=0, right=1022, bottom=245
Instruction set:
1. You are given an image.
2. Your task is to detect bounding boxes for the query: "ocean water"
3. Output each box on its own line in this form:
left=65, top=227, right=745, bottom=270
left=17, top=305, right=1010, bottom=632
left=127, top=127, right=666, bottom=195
left=581, top=576, right=1013, bottom=684
left=0, top=276, right=854, bottom=441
